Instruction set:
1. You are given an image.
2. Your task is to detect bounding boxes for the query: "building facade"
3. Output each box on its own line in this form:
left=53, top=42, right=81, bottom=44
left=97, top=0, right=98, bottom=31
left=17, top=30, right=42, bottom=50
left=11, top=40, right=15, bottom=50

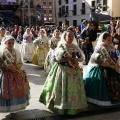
left=15, top=0, right=56, bottom=26
left=41, top=0, right=56, bottom=25
left=56, top=0, right=96, bottom=27
left=56, top=0, right=120, bottom=27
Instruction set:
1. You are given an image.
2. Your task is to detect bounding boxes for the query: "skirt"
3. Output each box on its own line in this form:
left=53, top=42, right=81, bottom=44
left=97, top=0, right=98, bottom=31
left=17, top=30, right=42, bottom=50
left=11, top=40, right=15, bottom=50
left=32, top=47, right=48, bottom=66
left=0, top=70, right=30, bottom=112
left=84, top=66, right=120, bottom=108
left=39, top=63, right=87, bottom=115
left=44, top=49, right=55, bottom=72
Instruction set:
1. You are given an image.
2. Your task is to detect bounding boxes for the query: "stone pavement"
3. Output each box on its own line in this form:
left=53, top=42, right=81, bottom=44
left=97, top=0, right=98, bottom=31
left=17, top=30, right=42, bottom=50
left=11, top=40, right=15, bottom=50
left=0, top=63, right=120, bottom=120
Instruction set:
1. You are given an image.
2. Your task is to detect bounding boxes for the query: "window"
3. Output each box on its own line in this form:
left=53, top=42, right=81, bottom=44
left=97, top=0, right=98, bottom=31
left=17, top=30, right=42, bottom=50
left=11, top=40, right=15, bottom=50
left=73, top=4, right=77, bottom=15
left=58, top=0, right=61, bottom=5
left=59, top=7, right=62, bottom=17
left=102, top=0, right=107, bottom=11
left=49, top=10, right=52, bottom=13
left=66, top=6, right=69, bottom=14
left=65, top=0, right=68, bottom=4
left=43, top=2, right=46, bottom=6
left=49, top=18, right=52, bottom=21
left=73, top=20, right=77, bottom=27
left=59, top=21, right=62, bottom=27
left=81, top=3, right=85, bottom=14
left=91, top=1, right=95, bottom=12
left=62, top=5, right=65, bottom=16
left=103, top=0, right=107, bottom=5
left=49, top=2, right=52, bottom=5
left=44, top=10, right=46, bottom=13
left=66, top=21, right=69, bottom=26
left=44, top=18, right=47, bottom=21
left=30, top=1, right=33, bottom=8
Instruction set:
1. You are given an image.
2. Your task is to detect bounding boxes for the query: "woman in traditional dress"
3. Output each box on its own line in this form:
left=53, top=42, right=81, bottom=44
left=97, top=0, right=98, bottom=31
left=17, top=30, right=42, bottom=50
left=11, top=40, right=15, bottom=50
left=32, top=29, right=49, bottom=66
left=0, top=35, right=30, bottom=118
left=84, top=32, right=120, bottom=108
left=39, top=30, right=87, bottom=115
left=21, top=28, right=35, bottom=62
left=44, top=29, right=61, bottom=72
left=0, top=27, right=5, bottom=45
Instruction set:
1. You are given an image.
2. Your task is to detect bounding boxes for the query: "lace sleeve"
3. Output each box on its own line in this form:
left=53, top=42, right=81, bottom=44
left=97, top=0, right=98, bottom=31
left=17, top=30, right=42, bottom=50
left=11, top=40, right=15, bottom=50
left=90, top=47, right=104, bottom=64
left=55, top=44, right=68, bottom=62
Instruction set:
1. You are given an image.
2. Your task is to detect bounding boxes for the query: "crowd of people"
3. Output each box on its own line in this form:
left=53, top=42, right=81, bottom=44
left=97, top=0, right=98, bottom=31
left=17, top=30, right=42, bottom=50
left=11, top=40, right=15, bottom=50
left=0, top=17, right=120, bottom=118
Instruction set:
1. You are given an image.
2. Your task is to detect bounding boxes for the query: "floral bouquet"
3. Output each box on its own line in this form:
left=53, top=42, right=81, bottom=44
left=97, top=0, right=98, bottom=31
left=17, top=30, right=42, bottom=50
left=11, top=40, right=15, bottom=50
left=55, top=44, right=69, bottom=61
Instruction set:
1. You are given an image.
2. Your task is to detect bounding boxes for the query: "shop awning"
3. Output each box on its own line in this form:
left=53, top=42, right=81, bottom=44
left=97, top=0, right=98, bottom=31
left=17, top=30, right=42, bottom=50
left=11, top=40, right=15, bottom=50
left=90, top=12, right=111, bottom=24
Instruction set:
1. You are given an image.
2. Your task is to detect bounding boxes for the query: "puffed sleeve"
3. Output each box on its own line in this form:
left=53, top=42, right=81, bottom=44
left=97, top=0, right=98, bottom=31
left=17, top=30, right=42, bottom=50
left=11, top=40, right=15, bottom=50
left=90, top=47, right=104, bottom=64
left=33, top=37, right=39, bottom=45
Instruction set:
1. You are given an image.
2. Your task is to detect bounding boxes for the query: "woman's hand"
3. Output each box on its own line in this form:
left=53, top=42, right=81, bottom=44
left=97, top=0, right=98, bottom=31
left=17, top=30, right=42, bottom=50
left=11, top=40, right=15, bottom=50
left=113, top=38, right=119, bottom=44
left=44, top=44, right=49, bottom=51
left=38, top=46, right=43, bottom=49
left=71, top=58, right=83, bottom=63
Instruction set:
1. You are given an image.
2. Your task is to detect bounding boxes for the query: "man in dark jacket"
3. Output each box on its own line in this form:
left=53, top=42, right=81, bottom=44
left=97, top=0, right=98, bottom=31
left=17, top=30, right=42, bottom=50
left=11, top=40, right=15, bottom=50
left=80, top=23, right=97, bottom=65
left=107, top=17, right=116, bottom=38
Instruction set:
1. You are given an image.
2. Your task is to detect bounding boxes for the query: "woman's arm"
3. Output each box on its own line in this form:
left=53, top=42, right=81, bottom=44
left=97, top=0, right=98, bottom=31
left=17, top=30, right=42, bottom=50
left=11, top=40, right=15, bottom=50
left=59, top=57, right=72, bottom=62
left=44, top=43, right=49, bottom=51
left=71, top=58, right=83, bottom=63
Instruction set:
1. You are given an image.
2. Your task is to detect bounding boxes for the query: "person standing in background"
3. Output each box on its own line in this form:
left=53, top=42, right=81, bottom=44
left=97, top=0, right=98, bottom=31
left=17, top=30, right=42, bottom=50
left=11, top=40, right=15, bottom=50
left=116, top=17, right=120, bottom=35
left=107, top=17, right=116, bottom=39
left=0, top=27, right=5, bottom=45
left=80, top=23, right=97, bottom=65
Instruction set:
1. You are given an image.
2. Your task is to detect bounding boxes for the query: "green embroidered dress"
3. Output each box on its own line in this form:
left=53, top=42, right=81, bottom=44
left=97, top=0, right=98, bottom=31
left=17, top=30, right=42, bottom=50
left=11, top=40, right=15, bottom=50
left=39, top=43, right=87, bottom=115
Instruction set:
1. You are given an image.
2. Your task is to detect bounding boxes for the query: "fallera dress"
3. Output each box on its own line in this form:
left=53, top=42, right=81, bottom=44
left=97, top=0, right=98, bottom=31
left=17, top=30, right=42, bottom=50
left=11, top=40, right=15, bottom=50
left=0, top=48, right=30, bottom=112
left=21, top=35, right=35, bottom=62
left=39, top=43, right=87, bottom=115
left=44, top=36, right=60, bottom=72
left=32, top=36, right=49, bottom=66
left=84, top=45, right=120, bottom=108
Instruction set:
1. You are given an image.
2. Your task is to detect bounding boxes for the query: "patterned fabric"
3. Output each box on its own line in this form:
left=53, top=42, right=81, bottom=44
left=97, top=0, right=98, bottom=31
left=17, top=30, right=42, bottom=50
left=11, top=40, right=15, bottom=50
left=32, top=37, right=49, bottom=66
left=55, top=44, right=82, bottom=70
left=100, top=46, right=119, bottom=73
left=0, top=36, right=4, bottom=44
left=21, top=40, right=35, bottom=62
left=104, top=67, right=120, bottom=104
left=44, top=37, right=60, bottom=72
left=50, top=37, right=60, bottom=49
left=39, top=43, right=87, bottom=115
left=84, top=45, right=120, bottom=107
left=2, top=70, right=29, bottom=99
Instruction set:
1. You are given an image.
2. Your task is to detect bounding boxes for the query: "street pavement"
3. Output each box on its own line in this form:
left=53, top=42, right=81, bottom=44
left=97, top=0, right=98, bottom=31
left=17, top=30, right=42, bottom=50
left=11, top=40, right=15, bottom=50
left=0, top=63, right=120, bottom=120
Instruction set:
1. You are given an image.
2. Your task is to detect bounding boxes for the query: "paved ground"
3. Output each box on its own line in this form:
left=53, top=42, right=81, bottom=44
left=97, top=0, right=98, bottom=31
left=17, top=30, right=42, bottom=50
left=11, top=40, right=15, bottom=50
left=0, top=63, right=120, bottom=120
